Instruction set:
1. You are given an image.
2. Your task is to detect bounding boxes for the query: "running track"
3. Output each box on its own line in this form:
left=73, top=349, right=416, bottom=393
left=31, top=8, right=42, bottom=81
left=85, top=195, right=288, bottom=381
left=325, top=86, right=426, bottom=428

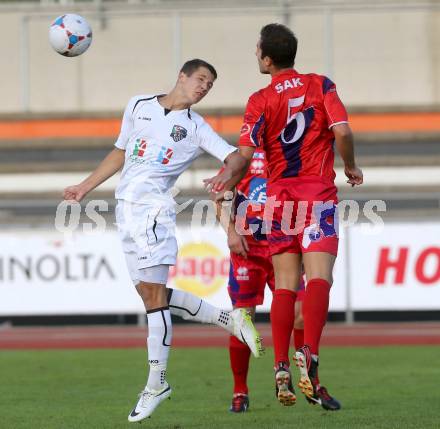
left=1, top=322, right=439, bottom=350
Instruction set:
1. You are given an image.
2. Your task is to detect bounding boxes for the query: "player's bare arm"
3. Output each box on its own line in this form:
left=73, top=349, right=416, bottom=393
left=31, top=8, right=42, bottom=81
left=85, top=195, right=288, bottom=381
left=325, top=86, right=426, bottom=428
left=63, top=148, right=125, bottom=202
left=209, top=160, right=253, bottom=258
left=212, top=189, right=249, bottom=258
left=333, top=123, right=363, bottom=187
left=227, top=227, right=250, bottom=259
left=204, top=146, right=255, bottom=192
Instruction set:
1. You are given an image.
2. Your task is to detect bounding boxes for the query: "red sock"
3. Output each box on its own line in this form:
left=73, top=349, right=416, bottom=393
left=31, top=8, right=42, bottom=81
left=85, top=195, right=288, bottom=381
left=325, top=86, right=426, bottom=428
left=229, top=335, right=251, bottom=394
left=293, top=328, right=304, bottom=350
left=303, top=278, right=331, bottom=355
left=270, top=289, right=297, bottom=366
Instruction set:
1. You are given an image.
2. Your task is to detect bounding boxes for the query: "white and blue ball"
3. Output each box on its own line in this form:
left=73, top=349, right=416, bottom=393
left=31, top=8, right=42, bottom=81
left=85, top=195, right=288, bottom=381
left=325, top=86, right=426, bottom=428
left=49, top=14, right=92, bottom=57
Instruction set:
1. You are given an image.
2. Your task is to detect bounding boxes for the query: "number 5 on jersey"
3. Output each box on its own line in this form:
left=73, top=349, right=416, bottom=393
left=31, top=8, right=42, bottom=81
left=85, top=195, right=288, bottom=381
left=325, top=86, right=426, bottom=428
left=280, top=95, right=314, bottom=145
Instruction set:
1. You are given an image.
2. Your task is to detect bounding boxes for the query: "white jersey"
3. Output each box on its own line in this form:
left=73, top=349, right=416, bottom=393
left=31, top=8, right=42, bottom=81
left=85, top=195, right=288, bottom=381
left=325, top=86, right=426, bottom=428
left=114, top=94, right=236, bottom=204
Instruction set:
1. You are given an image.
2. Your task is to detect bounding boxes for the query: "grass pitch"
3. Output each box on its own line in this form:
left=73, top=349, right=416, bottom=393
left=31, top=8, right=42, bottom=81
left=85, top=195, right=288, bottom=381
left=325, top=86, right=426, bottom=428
left=1, top=345, right=439, bottom=429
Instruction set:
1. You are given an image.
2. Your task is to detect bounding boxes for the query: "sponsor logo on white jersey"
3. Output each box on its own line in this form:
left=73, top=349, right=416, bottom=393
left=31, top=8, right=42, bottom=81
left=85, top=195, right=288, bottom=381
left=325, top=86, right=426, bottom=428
left=157, top=146, right=174, bottom=165
left=129, top=138, right=149, bottom=164
left=129, top=138, right=174, bottom=165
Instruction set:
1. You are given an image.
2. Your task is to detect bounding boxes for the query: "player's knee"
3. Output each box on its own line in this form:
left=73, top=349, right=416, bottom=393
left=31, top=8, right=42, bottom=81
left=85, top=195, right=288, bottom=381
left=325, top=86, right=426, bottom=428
left=137, top=282, right=167, bottom=310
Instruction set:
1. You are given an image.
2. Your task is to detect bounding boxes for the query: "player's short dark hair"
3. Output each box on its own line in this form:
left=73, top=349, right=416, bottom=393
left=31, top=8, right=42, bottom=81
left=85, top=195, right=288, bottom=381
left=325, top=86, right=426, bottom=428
left=260, top=23, right=297, bottom=68
left=180, top=59, right=217, bottom=80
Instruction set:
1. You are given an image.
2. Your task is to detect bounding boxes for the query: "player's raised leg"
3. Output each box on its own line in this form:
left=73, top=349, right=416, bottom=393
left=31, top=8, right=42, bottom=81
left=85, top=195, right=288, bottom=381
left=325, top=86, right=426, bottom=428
left=167, top=288, right=263, bottom=358
left=128, top=273, right=172, bottom=422
left=271, top=252, right=302, bottom=406
left=294, top=251, right=341, bottom=410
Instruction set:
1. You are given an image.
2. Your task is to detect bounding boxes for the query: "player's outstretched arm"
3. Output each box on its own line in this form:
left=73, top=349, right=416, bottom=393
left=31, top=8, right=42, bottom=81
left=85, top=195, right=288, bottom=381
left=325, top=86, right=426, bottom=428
left=204, top=146, right=254, bottom=193
left=63, top=148, right=125, bottom=202
left=333, top=123, right=363, bottom=187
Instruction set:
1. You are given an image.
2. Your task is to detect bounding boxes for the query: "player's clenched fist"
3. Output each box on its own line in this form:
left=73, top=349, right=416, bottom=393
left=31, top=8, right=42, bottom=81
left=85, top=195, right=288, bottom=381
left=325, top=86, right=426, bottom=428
left=227, top=229, right=249, bottom=259
left=344, top=165, right=363, bottom=187
left=63, top=184, right=87, bottom=202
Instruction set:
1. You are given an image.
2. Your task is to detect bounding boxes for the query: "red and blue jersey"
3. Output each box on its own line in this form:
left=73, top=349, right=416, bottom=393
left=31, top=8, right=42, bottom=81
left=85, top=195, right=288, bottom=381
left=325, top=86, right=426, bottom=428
left=234, top=148, right=268, bottom=243
left=239, top=69, right=348, bottom=183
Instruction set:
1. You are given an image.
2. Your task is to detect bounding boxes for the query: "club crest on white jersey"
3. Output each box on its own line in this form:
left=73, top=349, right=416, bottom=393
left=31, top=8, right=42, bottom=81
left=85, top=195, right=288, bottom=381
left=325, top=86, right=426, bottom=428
left=170, top=125, right=188, bottom=142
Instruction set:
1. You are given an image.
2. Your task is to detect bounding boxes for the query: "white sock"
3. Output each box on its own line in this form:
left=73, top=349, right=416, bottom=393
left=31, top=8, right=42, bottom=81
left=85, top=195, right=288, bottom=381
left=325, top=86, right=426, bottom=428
left=167, top=288, right=231, bottom=331
left=146, top=307, right=172, bottom=391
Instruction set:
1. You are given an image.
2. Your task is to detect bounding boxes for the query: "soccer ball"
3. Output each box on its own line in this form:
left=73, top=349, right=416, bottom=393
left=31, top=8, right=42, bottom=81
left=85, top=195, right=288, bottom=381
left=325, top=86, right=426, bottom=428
left=49, top=14, right=92, bottom=57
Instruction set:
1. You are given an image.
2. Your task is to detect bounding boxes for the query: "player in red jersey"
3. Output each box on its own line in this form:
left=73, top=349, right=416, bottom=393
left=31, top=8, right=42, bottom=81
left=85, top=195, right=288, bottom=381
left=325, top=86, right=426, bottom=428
left=214, top=148, right=309, bottom=412
left=221, top=148, right=274, bottom=412
left=206, top=23, right=362, bottom=410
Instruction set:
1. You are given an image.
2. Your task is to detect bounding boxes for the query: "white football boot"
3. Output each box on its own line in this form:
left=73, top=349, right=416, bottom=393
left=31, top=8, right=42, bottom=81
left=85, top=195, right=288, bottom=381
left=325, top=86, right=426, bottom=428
left=229, top=308, right=264, bottom=358
left=128, top=382, right=171, bottom=422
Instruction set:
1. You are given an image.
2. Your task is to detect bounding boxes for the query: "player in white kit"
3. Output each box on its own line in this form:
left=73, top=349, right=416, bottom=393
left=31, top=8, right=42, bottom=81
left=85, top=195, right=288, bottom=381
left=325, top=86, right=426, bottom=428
left=63, top=59, right=263, bottom=423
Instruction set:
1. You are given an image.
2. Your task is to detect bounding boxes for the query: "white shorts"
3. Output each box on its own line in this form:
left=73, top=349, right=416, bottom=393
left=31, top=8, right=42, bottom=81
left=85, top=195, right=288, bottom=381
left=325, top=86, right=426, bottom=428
left=116, top=200, right=177, bottom=285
